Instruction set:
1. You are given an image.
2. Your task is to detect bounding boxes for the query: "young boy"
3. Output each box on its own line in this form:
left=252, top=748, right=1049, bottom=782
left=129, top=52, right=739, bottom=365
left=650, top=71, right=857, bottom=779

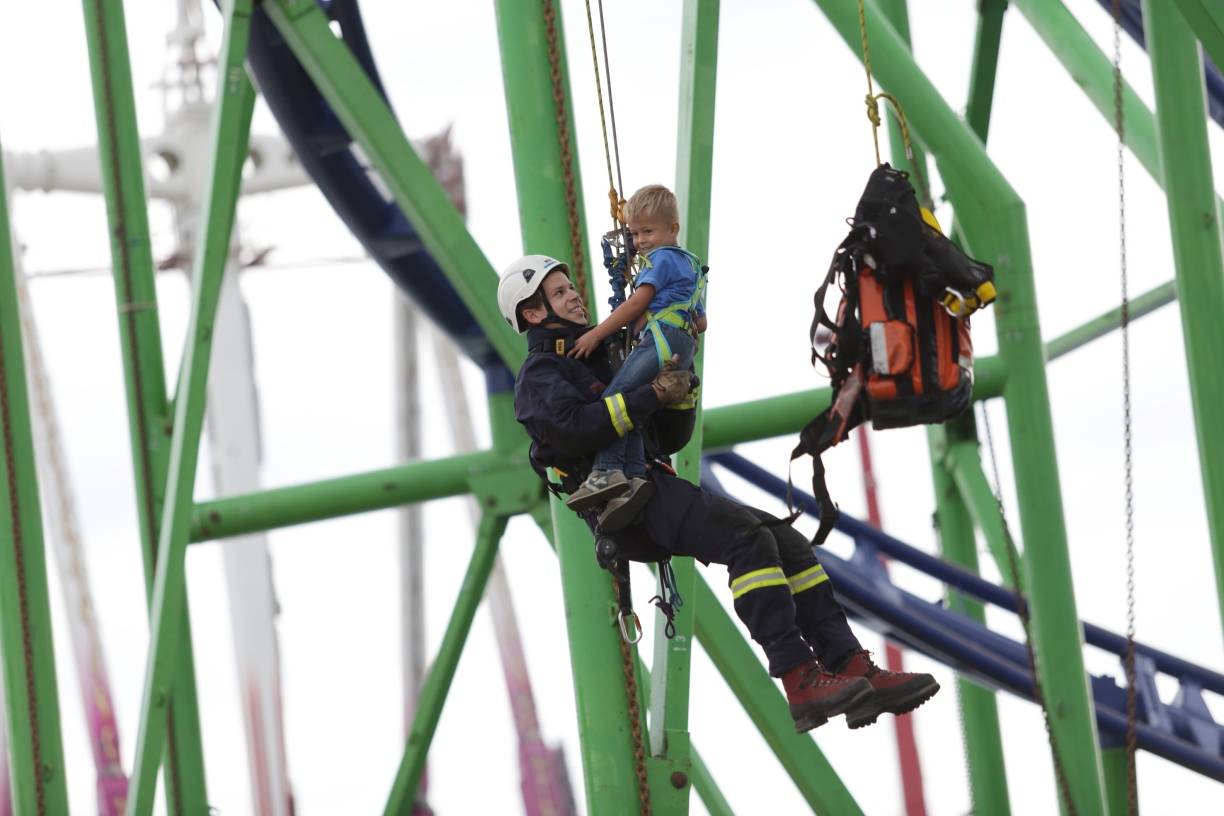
left=565, top=184, right=708, bottom=531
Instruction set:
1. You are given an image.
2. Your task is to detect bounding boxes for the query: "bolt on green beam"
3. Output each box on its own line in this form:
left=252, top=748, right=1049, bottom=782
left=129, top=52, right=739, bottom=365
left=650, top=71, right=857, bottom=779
left=263, top=0, right=524, bottom=372
left=384, top=513, right=508, bottom=815
left=493, top=0, right=645, bottom=810
left=1142, top=0, right=1224, bottom=646
left=811, top=1, right=1106, bottom=811
left=79, top=0, right=210, bottom=808
left=691, top=573, right=862, bottom=814
left=0, top=139, right=70, bottom=816
left=1169, top=0, right=1224, bottom=72
left=125, top=4, right=256, bottom=811
left=189, top=449, right=502, bottom=542
left=929, top=423, right=1012, bottom=815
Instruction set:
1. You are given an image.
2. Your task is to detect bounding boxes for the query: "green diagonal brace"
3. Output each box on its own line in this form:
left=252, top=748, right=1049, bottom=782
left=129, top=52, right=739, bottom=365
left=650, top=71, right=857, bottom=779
left=928, top=423, right=1011, bottom=815
left=812, top=1, right=1106, bottom=811
left=0, top=138, right=70, bottom=816
left=692, top=573, right=862, bottom=814
left=126, top=3, right=255, bottom=811
left=79, top=0, right=210, bottom=808
left=262, top=0, right=523, bottom=372
left=384, top=513, right=508, bottom=814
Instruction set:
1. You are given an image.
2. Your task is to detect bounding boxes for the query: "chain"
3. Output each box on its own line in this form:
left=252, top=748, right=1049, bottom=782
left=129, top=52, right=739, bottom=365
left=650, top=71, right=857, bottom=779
left=91, top=0, right=186, bottom=808
left=1111, top=1, right=1139, bottom=810
left=615, top=578, right=652, bottom=815
left=0, top=298, right=47, bottom=815
left=541, top=0, right=590, bottom=301
left=981, top=407, right=1078, bottom=816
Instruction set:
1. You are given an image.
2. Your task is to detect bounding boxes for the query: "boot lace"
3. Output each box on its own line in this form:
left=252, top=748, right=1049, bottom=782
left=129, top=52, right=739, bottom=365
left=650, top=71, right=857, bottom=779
left=798, top=663, right=847, bottom=689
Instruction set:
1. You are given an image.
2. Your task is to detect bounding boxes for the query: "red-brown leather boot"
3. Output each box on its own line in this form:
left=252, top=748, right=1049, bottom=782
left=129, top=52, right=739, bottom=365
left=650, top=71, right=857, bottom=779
left=781, top=660, right=872, bottom=733
left=837, top=650, right=940, bottom=729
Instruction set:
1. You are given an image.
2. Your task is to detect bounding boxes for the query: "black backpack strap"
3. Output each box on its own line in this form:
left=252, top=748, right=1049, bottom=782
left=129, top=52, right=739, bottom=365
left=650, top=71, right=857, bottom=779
left=787, top=365, right=868, bottom=546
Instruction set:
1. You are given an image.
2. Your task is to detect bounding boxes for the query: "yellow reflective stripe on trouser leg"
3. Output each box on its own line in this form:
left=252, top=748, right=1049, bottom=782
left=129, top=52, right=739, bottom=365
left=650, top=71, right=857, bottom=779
left=730, top=567, right=789, bottom=600
left=604, top=393, right=633, bottom=436
left=787, top=564, right=829, bottom=595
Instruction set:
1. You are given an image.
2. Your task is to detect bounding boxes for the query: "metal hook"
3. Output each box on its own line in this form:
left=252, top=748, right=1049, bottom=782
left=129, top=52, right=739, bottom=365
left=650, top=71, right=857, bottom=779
left=618, top=610, right=642, bottom=644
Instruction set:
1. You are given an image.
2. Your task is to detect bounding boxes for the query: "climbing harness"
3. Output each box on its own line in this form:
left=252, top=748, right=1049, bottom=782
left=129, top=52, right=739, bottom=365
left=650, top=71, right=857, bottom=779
left=1111, top=1, right=1139, bottom=810
left=981, top=408, right=1078, bottom=816
left=638, top=249, right=709, bottom=370
left=790, top=164, right=995, bottom=545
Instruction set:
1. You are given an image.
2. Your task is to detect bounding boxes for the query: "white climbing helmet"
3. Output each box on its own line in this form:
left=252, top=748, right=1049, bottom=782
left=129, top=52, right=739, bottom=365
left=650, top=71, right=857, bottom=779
left=497, top=254, right=569, bottom=333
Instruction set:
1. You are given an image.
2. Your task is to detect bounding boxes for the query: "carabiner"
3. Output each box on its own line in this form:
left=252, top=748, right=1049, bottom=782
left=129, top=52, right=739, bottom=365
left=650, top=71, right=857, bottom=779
left=618, top=610, right=643, bottom=644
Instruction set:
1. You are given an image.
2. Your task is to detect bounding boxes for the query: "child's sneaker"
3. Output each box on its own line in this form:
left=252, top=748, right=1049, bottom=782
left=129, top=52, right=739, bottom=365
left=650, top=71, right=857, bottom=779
left=596, top=478, right=654, bottom=532
left=565, top=470, right=631, bottom=513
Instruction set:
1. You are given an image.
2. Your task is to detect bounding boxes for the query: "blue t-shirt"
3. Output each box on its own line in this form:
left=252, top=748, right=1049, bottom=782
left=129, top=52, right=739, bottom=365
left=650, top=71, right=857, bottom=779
left=634, top=246, right=706, bottom=319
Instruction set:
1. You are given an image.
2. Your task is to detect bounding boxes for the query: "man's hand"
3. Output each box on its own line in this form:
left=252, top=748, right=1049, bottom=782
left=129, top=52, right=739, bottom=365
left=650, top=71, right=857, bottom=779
left=652, top=355, right=696, bottom=405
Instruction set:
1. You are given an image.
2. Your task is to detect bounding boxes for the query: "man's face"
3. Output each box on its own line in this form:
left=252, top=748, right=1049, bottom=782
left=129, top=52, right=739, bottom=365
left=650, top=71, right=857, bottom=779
left=523, top=269, right=589, bottom=327
left=629, top=216, right=680, bottom=257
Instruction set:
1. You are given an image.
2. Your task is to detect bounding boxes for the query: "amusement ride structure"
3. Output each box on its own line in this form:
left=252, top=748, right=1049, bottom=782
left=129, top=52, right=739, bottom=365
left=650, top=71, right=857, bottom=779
left=1, top=0, right=1223, bottom=814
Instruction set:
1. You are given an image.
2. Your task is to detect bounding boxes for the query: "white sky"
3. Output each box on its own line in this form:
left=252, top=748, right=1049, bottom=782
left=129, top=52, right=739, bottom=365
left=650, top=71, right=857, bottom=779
left=3, top=0, right=1224, bottom=814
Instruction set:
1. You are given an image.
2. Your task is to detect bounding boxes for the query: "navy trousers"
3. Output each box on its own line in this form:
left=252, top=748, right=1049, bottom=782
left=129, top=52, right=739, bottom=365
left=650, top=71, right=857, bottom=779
left=612, top=472, right=861, bottom=676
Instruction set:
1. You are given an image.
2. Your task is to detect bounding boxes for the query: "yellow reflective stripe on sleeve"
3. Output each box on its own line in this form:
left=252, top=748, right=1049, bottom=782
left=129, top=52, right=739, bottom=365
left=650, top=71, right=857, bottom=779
left=787, top=564, right=829, bottom=595
left=604, top=393, right=633, bottom=437
left=730, top=566, right=789, bottom=600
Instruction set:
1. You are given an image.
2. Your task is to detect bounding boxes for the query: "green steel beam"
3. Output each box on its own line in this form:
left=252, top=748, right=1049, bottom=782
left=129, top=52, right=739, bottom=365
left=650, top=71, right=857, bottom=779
left=384, top=513, right=508, bottom=815
left=876, top=4, right=993, bottom=812
left=1045, top=280, right=1175, bottom=363
left=79, top=0, right=210, bottom=809
left=1169, top=0, right=1224, bottom=71
left=966, top=0, right=1009, bottom=140
left=701, top=269, right=1172, bottom=441
left=929, top=422, right=1011, bottom=814
left=691, top=574, right=863, bottom=815
left=263, top=0, right=524, bottom=371
left=634, top=649, right=732, bottom=816
left=0, top=140, right=70, bottom=816
left=126, top=4, right=255, bottom=811
left=493, top=0, right=646, bottom=811
left=189, top=450, right=501, bottom=542
left=812, top=2, right=1106, bottom=812
left=1101, top=745, right=1134, bottom=816
left=1010, top=0, right=1193, bottom=199
left=1142, top=0, right=1224, bottom=645
left=644, top=0, right=722, bottom=795
left=946, top=439, right=1021, bottom=592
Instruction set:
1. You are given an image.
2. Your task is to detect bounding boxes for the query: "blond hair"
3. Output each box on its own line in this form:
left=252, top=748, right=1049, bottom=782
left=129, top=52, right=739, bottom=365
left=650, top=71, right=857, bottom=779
left=625, top=184, right=679, bottom=224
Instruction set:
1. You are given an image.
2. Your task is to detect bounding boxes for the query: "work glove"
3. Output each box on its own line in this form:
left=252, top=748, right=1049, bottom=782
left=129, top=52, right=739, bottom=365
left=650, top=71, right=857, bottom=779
left=651, top=355, right=698, bottom=406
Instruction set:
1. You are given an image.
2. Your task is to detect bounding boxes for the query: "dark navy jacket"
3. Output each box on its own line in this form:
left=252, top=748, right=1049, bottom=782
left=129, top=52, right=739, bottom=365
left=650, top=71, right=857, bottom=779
left=514, top=326, right=694, bottom=492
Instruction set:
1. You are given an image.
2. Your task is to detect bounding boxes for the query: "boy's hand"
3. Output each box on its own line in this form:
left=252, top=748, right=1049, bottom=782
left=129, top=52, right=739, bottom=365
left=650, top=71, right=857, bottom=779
left=568, top=332, right=602, bottom=359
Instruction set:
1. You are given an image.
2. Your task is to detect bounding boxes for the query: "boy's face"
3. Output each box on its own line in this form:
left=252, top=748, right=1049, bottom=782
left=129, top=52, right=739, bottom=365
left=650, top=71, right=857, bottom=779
left=629, top=216, right=680, bottom=257
left=522, top=269, right=589, bottom=327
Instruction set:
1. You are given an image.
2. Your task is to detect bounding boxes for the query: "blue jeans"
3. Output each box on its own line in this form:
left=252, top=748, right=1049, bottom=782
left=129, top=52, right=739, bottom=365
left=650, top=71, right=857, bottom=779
left=593, top=322, right=696, bottom=478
